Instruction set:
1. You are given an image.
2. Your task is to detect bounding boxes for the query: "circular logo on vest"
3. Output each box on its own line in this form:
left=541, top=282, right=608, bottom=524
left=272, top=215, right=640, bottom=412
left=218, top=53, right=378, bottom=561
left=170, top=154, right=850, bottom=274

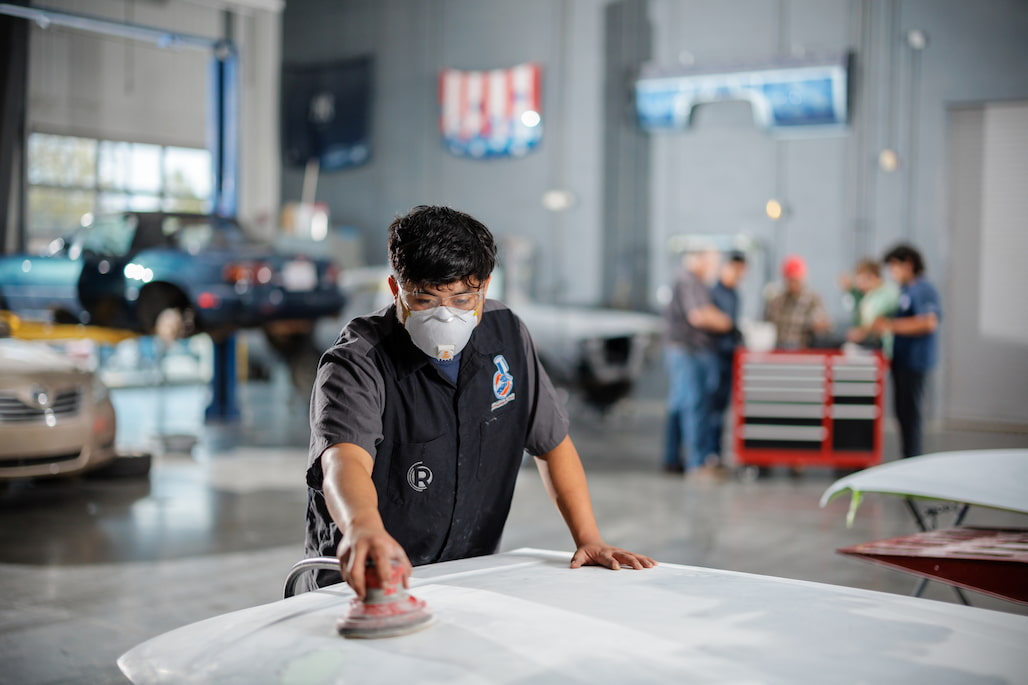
left=407, top=461, right=433, bottom=492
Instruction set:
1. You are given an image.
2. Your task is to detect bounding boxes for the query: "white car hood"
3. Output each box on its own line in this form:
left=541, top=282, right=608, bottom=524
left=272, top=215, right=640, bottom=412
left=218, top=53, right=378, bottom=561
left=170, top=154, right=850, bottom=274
left=0, top=339, right=84, bottom=376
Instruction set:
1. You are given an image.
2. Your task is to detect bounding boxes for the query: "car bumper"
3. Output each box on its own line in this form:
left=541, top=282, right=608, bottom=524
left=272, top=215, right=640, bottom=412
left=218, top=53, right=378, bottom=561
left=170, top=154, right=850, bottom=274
left=191, top=287, right=344, bottom=331
left=0, top=399, right=117, bottom=479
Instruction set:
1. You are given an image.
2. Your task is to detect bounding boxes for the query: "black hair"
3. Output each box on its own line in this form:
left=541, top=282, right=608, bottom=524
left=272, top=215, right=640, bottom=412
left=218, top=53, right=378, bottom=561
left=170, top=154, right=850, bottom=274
left=882, top=243, right=925, bottom=275
left=727, top=250, right=747, bottom=264
left=388, top=205, right=497, bottom=289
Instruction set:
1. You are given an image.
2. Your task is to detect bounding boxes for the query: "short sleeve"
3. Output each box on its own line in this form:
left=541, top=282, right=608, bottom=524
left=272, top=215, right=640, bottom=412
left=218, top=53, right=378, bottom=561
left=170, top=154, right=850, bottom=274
left=679, top=275, right=711, bottom=315
left=306, top=346, right=386, bottom=490
left=810, top=292, right=829, bottom=322
left=517, top=318, right=570, bottom=456
left=913, top=282, right=942, bottom=320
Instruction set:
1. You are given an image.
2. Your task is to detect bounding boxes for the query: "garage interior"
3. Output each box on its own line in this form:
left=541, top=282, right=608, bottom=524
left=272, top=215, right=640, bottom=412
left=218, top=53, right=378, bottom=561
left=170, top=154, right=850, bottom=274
left=1, top=1, right=1027, bottom=684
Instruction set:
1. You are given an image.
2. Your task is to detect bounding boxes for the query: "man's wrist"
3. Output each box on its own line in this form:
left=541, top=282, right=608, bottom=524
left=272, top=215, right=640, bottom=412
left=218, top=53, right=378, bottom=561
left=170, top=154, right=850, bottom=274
left=347, top=510, right=385, bottom=532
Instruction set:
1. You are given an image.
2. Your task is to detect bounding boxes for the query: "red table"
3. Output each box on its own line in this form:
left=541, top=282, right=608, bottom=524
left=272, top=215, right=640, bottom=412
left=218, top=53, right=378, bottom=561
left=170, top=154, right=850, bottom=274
left=838, top=527, right=1028, bottom=605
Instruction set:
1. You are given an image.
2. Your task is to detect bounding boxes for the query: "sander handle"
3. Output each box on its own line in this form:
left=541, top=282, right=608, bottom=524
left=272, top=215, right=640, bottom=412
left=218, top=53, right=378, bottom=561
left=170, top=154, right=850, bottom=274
left=282, top=557, right=339, bottom=599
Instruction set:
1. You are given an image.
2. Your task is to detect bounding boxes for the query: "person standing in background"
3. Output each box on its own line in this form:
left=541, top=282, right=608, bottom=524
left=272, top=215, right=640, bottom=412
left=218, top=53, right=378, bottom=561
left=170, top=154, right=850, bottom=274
left=846, top=258, right=899, bottom=357
left=764, top=255, right=833, bottom=349
left=706, top=251, right=748, bottom=472
left=872, top=244, right=942, bottom=459
left=662, top=249, right=733, bottom=475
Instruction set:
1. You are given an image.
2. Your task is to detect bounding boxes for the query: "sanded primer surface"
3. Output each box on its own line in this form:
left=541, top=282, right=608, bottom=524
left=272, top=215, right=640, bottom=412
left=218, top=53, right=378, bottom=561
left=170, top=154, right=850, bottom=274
left=119, top=549, right=1028, bottom=684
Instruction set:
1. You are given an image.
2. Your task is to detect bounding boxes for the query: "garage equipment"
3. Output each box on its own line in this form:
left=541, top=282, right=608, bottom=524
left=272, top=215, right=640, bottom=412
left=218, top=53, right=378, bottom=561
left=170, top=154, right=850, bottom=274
left=821, top=449, right=1028, bottom=605
left=283, top=557, right=434, bottom=639
left=732, top=349, right=887, bottom=471
left=336, top=560, right=434, bottom=639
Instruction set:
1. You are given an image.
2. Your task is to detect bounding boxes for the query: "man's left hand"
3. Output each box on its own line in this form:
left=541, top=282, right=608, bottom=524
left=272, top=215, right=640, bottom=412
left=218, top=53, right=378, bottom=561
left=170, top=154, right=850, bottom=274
left=570, top=544, right=657, bottom=570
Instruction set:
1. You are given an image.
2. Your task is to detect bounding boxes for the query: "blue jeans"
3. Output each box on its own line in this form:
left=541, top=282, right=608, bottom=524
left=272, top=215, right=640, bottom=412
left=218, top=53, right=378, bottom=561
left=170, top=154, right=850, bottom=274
left=705, top=351, right=735, bottom=462
left=664, top=346, right=720, bottom=471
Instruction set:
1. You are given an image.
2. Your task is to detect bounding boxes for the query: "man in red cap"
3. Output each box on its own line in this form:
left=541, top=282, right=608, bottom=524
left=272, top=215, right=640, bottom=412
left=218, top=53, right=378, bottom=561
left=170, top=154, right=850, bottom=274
left=764, top=255, right=832, bottom=349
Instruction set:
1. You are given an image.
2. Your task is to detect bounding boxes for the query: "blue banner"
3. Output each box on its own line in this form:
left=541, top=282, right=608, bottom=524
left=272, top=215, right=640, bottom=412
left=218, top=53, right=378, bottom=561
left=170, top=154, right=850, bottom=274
left=636, top=55, right=849, bottom=134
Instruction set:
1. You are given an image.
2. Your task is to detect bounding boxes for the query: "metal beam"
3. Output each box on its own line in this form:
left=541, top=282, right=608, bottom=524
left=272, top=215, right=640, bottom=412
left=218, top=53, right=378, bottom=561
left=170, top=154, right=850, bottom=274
left=0, top=2, right=218, bottom=51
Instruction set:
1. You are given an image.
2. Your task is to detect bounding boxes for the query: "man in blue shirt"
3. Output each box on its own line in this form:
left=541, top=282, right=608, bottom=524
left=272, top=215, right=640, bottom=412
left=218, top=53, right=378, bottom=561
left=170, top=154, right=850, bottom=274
left=872, top=244, right=942, bottom=459
left=707, top=251, right=747, bottom=470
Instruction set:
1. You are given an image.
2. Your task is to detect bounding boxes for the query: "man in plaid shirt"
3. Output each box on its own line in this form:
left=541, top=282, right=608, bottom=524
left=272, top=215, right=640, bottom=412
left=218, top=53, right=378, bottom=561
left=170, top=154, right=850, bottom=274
left=764, top=255, right=832, bottom=349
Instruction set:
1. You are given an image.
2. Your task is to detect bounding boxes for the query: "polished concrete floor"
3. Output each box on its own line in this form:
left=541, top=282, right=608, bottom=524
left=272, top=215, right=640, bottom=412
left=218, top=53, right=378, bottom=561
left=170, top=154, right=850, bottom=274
left=1, top=360, right=1026, bottom=684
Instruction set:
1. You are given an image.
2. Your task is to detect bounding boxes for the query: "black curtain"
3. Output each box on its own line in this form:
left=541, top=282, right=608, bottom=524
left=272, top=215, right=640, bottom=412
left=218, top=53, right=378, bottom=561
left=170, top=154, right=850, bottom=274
left=282, top=55, right=373, bottom=172
left=0, top=10, right=29, bottom=254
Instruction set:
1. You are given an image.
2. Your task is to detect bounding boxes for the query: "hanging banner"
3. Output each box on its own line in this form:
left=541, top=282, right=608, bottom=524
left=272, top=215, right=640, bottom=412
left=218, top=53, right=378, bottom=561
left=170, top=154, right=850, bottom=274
left=282, top=56, right=373, bottom=172
left=439, top=62, right=542, bottom=159
left=635, top=54, right=850, bottom=135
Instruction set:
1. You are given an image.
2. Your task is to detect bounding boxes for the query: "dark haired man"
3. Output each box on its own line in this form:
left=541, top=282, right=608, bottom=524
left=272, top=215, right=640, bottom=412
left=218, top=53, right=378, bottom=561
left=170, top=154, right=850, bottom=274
left=872, top=244, right=942, bottom=459
left=304, top=205, right=655, bottom=596
left=706, top=251, right=747, bottom=471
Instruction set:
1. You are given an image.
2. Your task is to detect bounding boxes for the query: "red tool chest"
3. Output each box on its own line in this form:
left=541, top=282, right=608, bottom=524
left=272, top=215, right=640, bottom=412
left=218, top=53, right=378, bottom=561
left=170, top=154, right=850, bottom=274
left=732, top=349, right=887, bottom=470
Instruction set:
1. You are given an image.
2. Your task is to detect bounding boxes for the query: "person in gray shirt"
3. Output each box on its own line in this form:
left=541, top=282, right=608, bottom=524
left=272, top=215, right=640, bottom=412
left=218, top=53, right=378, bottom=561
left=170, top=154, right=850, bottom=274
left=663, top=249, right=733, bottom=474
left=305, top=205, right=656, bottom=595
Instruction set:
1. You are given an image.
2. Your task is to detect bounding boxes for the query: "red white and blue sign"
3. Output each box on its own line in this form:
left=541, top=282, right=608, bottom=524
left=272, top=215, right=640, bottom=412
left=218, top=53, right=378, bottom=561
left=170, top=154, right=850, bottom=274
left=440, top=62, right=542, bottom=159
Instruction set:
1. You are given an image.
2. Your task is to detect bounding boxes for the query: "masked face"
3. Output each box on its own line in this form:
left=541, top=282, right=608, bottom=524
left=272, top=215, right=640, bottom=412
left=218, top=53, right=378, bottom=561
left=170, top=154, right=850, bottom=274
left=392, top=276, right=488, bottom=360
left=402, top=305, right=479, bottom=360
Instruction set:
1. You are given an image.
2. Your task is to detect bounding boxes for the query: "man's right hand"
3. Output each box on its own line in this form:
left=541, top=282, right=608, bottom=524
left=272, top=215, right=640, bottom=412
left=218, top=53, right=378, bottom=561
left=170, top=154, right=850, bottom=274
left=321, top=443, right=412, bottom=600
left=336, top=518, right=411, bottom=600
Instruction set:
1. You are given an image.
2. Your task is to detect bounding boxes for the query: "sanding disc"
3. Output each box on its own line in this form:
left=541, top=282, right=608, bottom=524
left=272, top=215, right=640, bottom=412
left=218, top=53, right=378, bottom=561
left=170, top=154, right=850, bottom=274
left=336, top=561, right=434, bottom=639
left=336, top=594, right=434, bottom=639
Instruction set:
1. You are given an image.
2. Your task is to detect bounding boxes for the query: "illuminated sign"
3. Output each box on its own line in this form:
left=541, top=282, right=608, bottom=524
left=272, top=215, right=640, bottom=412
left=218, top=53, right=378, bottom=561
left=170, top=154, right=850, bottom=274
left=635, top=55, right=850, bottom=134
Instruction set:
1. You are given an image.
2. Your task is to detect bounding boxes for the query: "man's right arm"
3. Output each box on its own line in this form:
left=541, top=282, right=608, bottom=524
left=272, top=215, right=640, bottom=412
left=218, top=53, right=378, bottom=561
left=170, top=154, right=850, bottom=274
left=321, top=443, right=411, bottom=599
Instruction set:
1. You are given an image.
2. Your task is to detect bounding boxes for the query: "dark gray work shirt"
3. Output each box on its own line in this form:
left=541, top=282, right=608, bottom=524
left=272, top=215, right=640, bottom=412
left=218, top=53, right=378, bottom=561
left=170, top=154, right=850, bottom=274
left=304, top=300, right=569, bottom=589
left=665, top=268, right=714, bottom=351
left=710, top=281, right=740, bottom=356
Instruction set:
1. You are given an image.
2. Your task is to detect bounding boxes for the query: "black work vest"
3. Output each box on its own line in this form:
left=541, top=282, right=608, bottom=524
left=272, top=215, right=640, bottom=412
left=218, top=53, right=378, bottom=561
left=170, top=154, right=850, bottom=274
left=305, top=303, right=551, bottom=589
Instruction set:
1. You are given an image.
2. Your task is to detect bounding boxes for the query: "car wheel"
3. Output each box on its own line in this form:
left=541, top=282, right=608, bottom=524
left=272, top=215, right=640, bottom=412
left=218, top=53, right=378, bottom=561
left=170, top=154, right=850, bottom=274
left=137, top=284, right=193, bottom=341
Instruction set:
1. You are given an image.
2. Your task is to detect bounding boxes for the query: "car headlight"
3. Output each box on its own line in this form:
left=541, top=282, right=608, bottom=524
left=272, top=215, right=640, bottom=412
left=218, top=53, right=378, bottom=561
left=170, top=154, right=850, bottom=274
left=91, top=374, right=109, bottom=403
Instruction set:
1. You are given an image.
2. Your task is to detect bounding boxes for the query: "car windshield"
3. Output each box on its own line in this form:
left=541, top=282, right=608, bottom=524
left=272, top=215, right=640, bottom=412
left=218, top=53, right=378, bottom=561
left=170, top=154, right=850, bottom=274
left=164, top=217, right=248, bottom=254
left=73, top=214, right=136, bottom=257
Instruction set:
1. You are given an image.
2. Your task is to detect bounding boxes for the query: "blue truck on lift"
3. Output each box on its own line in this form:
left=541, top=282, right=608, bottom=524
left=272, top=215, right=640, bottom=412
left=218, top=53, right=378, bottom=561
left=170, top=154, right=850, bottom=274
left=0, top=211, right=345, bottom=340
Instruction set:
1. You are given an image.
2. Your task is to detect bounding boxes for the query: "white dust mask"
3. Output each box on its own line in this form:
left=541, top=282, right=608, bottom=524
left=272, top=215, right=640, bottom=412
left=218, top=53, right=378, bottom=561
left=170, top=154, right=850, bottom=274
left=403, top=306, right=478, bottom=360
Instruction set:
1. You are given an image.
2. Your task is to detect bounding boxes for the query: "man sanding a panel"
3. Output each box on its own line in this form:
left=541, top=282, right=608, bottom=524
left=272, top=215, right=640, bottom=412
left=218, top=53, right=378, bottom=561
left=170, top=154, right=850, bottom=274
left=304, top=205, right=656, bottom=598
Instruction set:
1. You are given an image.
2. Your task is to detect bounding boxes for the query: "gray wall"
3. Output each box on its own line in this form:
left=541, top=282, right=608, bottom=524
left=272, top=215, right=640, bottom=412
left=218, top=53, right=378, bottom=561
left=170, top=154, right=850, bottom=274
left=946, top=104, right=1028, bottom=429
left=282, top=0, right=608, bottom=305
left=284, top=0, right=1028, bottom=310
left=283, top=0, right=1028, bottom=426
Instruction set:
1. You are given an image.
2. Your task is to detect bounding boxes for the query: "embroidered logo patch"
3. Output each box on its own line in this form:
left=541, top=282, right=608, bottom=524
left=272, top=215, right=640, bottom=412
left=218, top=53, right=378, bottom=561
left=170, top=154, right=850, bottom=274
left=407, top=461, right=433, bottom=492
left=491, top=354, right=516, bottom=411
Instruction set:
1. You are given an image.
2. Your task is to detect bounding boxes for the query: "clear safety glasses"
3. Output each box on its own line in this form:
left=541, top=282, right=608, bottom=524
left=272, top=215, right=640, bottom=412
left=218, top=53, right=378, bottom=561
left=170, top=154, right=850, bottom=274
left=399, top=288, right=484, bottom=312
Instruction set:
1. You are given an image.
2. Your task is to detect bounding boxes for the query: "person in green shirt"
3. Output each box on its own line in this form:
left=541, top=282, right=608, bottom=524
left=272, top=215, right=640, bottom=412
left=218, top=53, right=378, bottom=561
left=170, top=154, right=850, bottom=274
left=846, top=258, right=899, bottom=357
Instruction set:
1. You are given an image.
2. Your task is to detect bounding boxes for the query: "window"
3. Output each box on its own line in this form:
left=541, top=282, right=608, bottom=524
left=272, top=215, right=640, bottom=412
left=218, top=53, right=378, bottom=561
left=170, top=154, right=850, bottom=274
left=26, top=133, right=212, bottom=251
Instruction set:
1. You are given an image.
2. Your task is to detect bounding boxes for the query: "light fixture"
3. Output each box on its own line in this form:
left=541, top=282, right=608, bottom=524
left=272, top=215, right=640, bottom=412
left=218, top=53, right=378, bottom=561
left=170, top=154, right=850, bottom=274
left=765, top=199, right=784, bottom=220
left=542, top=190, right=575, bottom=212
left=906, top=29, right=928, bottom=50
left=879, top=149, right=899, bottom=172
left=520, top=110, right=541, bottom=128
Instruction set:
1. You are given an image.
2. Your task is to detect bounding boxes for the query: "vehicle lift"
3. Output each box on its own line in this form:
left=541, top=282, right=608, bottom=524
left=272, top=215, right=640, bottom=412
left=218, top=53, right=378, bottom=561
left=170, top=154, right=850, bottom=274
left=0, top=3, right=242, bottom=422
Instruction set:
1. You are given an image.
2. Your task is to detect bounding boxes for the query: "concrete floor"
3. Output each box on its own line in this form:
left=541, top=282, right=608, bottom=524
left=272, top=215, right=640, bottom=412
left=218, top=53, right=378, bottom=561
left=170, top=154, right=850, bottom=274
left=1, top=361, right=1026, bottom=685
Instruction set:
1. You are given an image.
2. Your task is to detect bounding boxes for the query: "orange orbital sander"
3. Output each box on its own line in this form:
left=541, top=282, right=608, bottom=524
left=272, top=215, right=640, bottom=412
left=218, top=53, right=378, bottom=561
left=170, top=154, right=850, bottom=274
left=336, top=560, right=434, bottom=639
